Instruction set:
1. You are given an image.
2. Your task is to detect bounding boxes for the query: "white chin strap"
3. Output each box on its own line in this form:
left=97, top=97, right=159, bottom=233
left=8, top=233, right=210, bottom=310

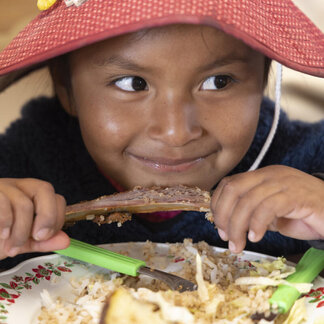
left=248, top=62, right=283, bottom=171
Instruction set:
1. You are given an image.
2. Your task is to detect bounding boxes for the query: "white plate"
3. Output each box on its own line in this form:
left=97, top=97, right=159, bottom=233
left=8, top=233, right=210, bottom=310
left=0, top=243, right=323, bottom=324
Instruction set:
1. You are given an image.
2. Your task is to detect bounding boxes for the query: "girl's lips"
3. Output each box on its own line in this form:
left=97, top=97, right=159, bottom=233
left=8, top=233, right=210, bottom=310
left=128, top=154, right=205, bottom=172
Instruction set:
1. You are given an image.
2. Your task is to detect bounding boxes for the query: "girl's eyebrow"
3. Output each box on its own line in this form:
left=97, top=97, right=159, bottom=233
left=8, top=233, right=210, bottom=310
left=92, top=55, right=144, bottom=72
left=92, top=52, right=252, bottom=72
left=199, top=53, right=251, bottom=72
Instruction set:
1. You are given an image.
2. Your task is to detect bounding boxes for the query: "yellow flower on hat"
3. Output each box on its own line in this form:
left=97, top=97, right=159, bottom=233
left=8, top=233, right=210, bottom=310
left=37, top=0, right=57, bottom=11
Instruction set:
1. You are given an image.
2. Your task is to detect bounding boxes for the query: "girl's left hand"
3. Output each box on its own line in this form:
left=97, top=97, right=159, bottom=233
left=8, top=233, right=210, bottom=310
left=211, top=165, right=324, bottom=253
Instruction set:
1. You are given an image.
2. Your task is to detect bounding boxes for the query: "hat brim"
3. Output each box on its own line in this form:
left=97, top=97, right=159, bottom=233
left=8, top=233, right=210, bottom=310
left=0, top=0, right=323, bottom=91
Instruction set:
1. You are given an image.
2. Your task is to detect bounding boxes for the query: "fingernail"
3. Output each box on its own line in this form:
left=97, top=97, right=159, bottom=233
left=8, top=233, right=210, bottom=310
left=248, top=230, right=256, bottom=242
left=34, top=228, right=51, bottom=241
left=0, top=228, right=10, bottom=240
left=218, top=229, right=228, bottom=241
left=228, top=241, right=237, bottom=253
left=8, top=247, right=19, bottom=257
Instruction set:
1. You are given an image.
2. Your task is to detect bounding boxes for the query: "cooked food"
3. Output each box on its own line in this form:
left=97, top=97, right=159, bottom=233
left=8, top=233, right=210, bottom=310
left=38, top=240, right=308, bottom=324
left=100, top=288, right=166, bottom=324
left=64, top=185, right=212, bottom=226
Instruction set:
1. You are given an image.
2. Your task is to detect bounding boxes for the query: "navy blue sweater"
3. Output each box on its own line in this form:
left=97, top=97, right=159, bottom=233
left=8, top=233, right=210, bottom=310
left=0, top=97, right=323, bottom=269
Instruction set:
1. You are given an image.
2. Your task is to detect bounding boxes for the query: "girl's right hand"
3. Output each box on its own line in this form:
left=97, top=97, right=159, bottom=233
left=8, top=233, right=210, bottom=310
left=0, top=178, right=70, bottom=260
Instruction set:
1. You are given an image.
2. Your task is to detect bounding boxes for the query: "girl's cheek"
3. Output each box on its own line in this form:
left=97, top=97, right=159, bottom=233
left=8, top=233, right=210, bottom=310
left=77, top=103, right=141, bottom=152
left=207, top=96, right=260, bottom=144
left=219, top=105, right=261, bottom=160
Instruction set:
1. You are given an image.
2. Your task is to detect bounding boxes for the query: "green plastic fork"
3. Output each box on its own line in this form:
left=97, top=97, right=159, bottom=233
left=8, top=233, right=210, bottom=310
left=54, top=238, right=197, bottom=292
left=55, top=238, right=145, bottom=276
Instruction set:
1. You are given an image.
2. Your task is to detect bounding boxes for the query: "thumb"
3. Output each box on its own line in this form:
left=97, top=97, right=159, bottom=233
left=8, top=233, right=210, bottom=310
left=31, top=231, right=70, bottom=252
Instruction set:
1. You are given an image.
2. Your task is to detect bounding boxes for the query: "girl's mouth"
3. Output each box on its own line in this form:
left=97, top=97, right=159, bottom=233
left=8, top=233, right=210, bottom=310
left=128, top=154, right=205, bottom=172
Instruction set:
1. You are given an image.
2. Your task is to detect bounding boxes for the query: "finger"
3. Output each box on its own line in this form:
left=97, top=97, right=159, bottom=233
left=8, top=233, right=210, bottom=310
left=31, top=231, right=70, bottom=252
left=54, top=194, right=67, bottom=230
left=211, top=172, right=265, bottom=240
left=16, top=180, right=61, bottom=241
left=249, top=189, right=323, bottom=241
left=32, top=192, right=66, bottom=242
left=0, top=192, right=13, bottom=240
left=227, top=182, right=282, bottom=253
left=2, top=231, right=70, bottom=258
left=5, top=188, right=34, bottom=255
left=275, top=218, right=322, bottom=240
left=211, top=177, right=231, bottom=241
left=248, top=191, right=293, bottom=242
left=211, top=176, right=242, bottom=238
left=0, top=239, right=9, bottom=259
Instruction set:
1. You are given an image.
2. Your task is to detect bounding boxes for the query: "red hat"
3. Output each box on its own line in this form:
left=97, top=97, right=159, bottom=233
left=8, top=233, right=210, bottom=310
left=0, top=0, right=323, bottom=90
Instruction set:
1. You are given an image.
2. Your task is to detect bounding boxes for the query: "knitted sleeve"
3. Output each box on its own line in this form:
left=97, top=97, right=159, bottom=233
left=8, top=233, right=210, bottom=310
left=0, top=97, right=117, bottom=205
left=230, top=98, right=324, bottom=174
left=0, top=109, right=33, bottom=178
left=261, top=103, right=324, bottom=173
left=0, top=97, right=72, bottom=179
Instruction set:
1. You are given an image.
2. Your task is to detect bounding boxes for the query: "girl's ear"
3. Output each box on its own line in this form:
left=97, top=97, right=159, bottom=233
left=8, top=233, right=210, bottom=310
left=49, top=57, right=78, bottom=117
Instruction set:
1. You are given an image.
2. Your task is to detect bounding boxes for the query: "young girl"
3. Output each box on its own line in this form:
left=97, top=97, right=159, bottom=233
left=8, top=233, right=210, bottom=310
left=0, top=0, right=323, bottom=270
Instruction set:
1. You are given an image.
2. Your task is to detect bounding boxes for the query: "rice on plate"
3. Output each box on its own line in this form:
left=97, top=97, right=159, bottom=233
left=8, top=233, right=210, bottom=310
left=37, top=239, right=309, bottom=324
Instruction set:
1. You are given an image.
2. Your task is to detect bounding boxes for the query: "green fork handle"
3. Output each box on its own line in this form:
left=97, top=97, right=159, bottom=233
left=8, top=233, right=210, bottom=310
left=269, top=247, right=324, bottom=313
left=55, top=238, right=146, bottom=276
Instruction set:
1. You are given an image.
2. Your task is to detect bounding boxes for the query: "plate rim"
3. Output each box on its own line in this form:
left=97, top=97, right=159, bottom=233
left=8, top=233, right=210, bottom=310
left=0, top=242, right=322, bottom=324
left=0, top=242, right=292, bottom=278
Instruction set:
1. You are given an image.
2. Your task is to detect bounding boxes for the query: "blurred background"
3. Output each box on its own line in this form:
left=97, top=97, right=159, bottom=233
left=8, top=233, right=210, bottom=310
left=0, top=0, right=323, bottom=133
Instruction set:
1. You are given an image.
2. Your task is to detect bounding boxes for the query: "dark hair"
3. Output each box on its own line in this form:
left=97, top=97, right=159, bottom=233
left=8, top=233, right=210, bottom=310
left=49, top=54, right=72, bottom=95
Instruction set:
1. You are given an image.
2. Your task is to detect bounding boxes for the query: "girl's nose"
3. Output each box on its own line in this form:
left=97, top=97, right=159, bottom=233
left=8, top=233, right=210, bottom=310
left=147, top=94, right=203, bottom=147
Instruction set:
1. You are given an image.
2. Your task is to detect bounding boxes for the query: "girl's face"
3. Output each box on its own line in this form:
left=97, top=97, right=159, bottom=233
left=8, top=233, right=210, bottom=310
left=64, top=25, right=266, bottom=190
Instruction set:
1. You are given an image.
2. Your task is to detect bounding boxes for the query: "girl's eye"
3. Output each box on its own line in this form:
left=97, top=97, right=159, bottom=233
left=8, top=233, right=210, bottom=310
left=114, top=76, right=148, bottom=91
left=201, top=75, right=233, bottom=90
